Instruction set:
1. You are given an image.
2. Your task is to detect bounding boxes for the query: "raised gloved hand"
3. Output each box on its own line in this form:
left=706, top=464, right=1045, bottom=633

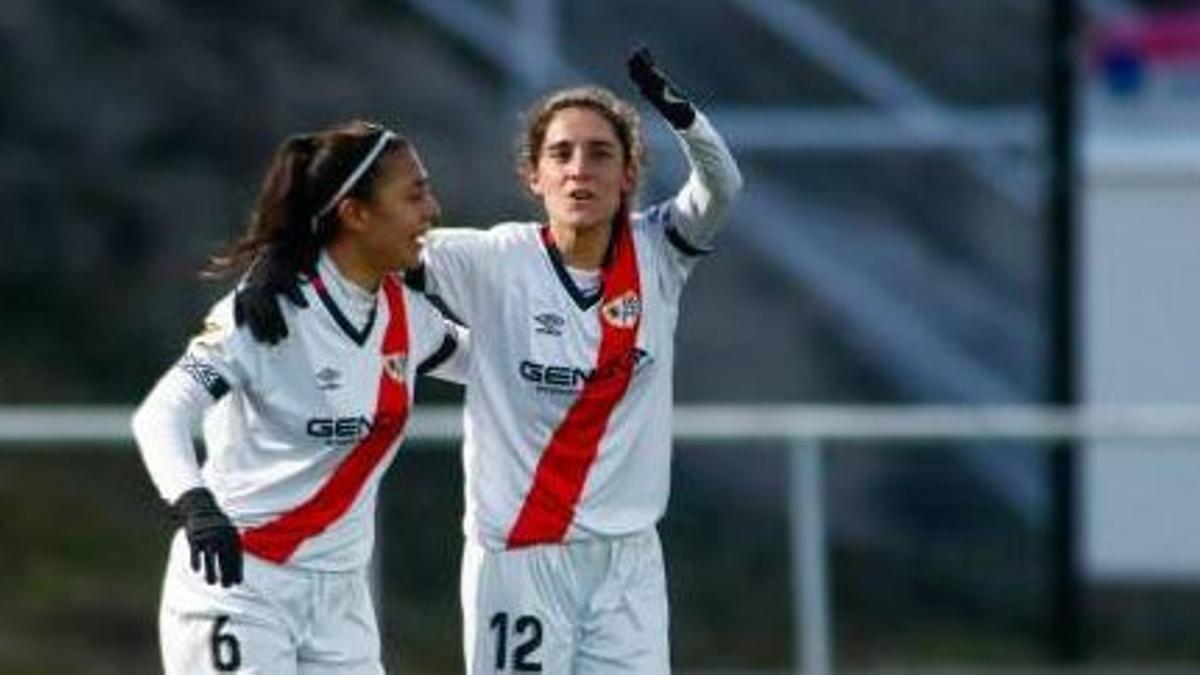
left=627, top=46, right=696, bottom=130
left=233, top=257, right=307, bottom=345
left=173, top=487, right=243, bottom=587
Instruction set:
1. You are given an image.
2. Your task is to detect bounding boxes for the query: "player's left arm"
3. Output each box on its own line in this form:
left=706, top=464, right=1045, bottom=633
left=628, top=47, right=744, bottom=253
left=131, top=299, right=246, bottom=588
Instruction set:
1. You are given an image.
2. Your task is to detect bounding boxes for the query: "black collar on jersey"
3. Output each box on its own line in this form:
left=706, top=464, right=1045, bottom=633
left=540, top=225, right=627, bottom=311
left=310, top=273, right=378, bottom=346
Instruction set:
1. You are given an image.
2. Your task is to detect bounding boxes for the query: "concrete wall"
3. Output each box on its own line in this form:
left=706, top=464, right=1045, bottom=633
left=1082, top=126, right=1200, bottom=580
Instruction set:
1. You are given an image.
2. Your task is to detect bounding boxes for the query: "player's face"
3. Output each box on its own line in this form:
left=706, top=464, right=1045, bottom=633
left=357, top=146, right=440, bottom=272
left=529, top=107, right=635, bottom=234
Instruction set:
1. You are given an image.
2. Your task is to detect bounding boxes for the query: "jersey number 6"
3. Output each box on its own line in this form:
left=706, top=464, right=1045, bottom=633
left=210, top=615, right=242, bottom=671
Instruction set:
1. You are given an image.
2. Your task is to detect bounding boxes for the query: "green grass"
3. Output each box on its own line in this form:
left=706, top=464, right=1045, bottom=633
left=0, top=448, right=166, bottom=674
left=4, top=445, right=1200, bottom=672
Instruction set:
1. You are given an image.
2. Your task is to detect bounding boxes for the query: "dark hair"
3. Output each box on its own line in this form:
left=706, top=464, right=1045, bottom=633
left=518, top=86, right=645, bottom=193
left=205, top=120, right=410, bottom=280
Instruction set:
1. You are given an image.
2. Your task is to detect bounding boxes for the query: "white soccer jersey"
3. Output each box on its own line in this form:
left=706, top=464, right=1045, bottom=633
left=421, top=112, right=741, bottom=550
left=134, top=264, right=463, bottom=571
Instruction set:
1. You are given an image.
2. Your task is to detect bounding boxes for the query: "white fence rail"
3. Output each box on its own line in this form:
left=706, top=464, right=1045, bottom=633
left=5, top=404, right=1200, bottom=675
left=8, top=404, right=1200, bottom=445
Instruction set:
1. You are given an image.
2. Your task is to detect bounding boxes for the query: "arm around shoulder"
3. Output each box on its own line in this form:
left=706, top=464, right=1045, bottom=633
left=419, top=226, right=498, bottom=325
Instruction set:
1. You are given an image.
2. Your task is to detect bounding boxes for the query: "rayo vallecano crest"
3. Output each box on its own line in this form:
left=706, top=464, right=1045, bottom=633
left=384, top=352, right=408, bottom=385
left=602, top=290, right=642, bottom=329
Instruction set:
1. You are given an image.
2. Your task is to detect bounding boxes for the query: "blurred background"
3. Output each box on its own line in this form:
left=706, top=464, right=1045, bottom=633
left=3, top=0, right=1200, bottom=673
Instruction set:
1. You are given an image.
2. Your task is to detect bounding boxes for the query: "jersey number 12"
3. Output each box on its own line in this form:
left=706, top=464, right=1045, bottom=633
left=489, top=611, right=542, bottom=671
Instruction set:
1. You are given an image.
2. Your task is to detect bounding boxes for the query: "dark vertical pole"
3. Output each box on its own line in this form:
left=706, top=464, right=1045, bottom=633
left=1048, top=0, right=1082, bottom=664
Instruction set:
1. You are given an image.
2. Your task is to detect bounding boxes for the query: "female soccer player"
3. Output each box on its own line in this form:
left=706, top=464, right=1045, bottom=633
left=132, top=120, right=465, bottom=674
left=418, top=48, right=743, bottom=674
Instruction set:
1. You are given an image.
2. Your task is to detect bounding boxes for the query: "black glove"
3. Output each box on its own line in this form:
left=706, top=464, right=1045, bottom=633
left=173, top=487, right=243, bottom=587
left=627, top=46, right=696, bottom=130
left=233, top=261, right=307, bottom=345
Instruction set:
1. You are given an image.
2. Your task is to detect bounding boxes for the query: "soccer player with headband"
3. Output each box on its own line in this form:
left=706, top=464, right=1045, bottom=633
left=131, top=120, right=466, bottom=674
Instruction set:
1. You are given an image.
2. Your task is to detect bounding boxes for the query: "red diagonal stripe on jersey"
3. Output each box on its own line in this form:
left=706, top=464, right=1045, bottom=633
left=507, top=223, right=642, bottom=548
left=241, top=276, right=410, bottom=564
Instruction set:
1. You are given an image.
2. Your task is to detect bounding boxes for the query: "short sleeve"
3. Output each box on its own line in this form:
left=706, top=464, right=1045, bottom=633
left=419, top=228, right=493, bottom=326
left=405, top=287, right=470, bottom=385
left=176, top=293, right=251, bottom=400
left=636, top=204, right=699, bottom=301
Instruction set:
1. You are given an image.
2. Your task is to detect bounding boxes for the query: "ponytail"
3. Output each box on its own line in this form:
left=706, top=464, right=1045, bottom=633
left=204, top=134, right=320, bottom=280
left=203, top=120, right=409, bottom=344
left=204, top=121, right=408, bottom=283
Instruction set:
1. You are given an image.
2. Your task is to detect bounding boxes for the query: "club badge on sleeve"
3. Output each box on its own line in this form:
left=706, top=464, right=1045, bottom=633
left=193, top=319, right=227, bottom=348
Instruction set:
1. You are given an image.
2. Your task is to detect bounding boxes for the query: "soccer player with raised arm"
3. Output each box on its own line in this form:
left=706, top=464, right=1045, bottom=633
left=417, top=48, right=743, bottom=674
left=131, top=120, right=466, bottom=674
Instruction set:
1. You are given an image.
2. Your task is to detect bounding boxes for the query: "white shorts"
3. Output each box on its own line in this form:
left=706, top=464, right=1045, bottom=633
left=159, top=531, right=383, bottom=675
left=460, top=527, right=670, bottom=675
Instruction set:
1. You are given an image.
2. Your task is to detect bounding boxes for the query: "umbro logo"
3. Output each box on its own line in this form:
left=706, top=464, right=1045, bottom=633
left=534, top=312, right=565, bottom=336
left=316, top=367, right=342, bottom=391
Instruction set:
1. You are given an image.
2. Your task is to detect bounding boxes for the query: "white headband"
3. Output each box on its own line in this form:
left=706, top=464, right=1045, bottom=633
left=311, top=129, right=397, bottom=233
